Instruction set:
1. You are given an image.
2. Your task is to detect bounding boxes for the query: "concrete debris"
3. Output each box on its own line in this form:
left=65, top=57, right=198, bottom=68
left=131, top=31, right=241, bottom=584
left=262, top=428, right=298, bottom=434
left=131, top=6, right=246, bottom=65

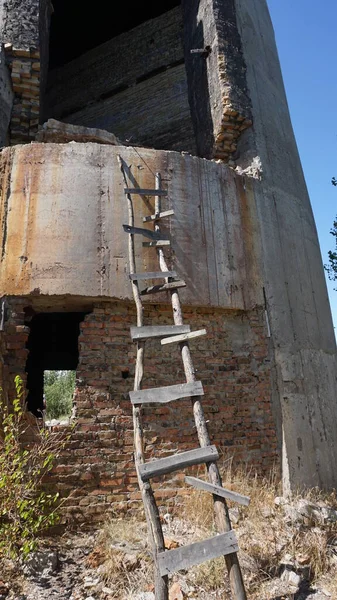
left=169, top=582, right=185, bottom=599
left=36, top=119, right=120, bottom=145
left=0, top=581, right=9, bottom=597
left=281, top=498, right=337, bottom=525
left=121, top=553, right=140, bottom=571
left=274, top=496, right=287, bottom=506
left=228, top=506, right=240, bottom=524
left=235, top=155, right=263, bottom=179
left=280, top=568, right=301, bottom=589
left=164, top=537, right=180, bottom=549
left=22, top=550, right=58, bottom=578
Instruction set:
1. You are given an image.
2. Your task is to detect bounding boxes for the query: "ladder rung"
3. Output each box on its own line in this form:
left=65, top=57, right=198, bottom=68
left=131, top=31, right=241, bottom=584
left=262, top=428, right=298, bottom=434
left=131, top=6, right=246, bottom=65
left=129, top=381, right=204, bottom=405
left=161, top=329, right=207, bottom=345
left=185, top=476, right=250, bottom=506
left=123, top=224, right=169, bottom=241
left=130, top=325, right=190, bottom=341
left=124, top=188, right=168, bottom=196
left=143, top=209, right=175, bottom=222
left=140, top=280, right=186, bottom=295
left=143, top=240, right=171, bottom=247
left=129, top=271, right=177, bottom=281
left=158, top=531, right=239, bottom=576
left=138, top=445, right=219, bottom=481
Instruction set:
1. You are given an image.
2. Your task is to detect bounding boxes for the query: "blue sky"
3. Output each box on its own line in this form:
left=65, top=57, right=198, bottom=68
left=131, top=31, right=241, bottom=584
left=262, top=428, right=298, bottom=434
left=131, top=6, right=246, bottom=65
left=267, top=0, right=337, bottom=331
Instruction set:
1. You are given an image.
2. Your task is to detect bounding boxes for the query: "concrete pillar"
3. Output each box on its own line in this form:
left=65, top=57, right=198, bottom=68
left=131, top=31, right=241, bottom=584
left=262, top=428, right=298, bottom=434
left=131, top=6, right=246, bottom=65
left=235, top=0, right=337, bottom=492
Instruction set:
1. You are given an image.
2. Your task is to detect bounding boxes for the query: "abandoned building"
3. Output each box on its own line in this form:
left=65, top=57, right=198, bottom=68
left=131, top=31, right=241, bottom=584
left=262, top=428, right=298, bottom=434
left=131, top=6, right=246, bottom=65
left=0, top=0, right=337, bottom=523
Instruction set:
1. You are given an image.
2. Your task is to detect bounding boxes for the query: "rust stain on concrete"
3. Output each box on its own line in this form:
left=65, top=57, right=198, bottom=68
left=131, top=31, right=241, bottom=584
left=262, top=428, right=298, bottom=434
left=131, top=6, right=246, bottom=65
left=235, top=174, right=263, bottom=308
left=0, top=143, right=250, bottom=307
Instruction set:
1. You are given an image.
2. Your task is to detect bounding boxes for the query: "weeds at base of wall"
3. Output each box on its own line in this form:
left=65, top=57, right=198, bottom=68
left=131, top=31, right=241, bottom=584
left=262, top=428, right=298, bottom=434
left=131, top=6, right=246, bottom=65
left=0, top=376, right=72, bottom=559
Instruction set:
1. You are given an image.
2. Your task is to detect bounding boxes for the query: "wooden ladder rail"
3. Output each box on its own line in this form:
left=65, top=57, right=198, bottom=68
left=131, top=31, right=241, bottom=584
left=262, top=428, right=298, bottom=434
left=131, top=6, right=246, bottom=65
left=118, top=156, right=168, bottom=600
left=153, top=172, right=247, bottom=600
left=118, top=155, right=247, bottom=600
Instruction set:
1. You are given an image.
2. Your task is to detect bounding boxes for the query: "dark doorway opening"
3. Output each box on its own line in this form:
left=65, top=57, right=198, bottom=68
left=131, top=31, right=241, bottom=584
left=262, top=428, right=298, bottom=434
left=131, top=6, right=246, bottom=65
left=25, top=312, right=86, bottom=417
left=49, top=0, right=181, bottom=69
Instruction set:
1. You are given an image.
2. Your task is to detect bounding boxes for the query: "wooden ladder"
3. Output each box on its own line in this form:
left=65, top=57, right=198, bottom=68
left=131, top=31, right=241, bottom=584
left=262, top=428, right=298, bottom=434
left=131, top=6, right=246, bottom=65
left=118, top=156, right=248, bottom=600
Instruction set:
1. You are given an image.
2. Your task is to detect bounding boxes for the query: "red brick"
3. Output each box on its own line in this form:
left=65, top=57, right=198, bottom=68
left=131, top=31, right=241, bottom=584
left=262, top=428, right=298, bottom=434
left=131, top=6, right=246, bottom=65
left=1, top=298, right=279, bottom=523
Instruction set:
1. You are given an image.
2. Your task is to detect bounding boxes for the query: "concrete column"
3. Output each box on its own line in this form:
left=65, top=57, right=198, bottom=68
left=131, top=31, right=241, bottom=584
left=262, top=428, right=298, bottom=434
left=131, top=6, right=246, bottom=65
left=235, top=0, right=337, bottom=492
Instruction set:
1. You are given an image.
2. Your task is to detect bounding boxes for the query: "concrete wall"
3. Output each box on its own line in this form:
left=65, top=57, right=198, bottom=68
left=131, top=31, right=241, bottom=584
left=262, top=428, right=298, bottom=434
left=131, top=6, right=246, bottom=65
left=45, top=8, right=196, bottom=154
left=0, top=142, right=262, bottom=310
left=235, top=0, right=337, bottom=492
left=0, top=1, right=4, bottom=39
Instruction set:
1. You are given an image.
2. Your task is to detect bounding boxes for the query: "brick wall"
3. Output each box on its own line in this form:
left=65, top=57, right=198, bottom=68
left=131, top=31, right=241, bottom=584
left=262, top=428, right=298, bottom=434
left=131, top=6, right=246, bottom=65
left=2, top=0, right=52, bottom=144
left=0, top=298, right=278, bottom=523
left=52, top=301, right=278, bottom=523
left=45, top=8, right=196, bottom=154
left=0, top=298, right=29, bottom=401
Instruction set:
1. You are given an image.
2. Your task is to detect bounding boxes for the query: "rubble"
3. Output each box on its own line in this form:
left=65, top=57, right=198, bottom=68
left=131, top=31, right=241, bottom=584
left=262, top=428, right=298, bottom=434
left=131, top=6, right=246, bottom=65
left=36, top=119, right=120, bottom=145
left=0, top=489, right=337, bottom=599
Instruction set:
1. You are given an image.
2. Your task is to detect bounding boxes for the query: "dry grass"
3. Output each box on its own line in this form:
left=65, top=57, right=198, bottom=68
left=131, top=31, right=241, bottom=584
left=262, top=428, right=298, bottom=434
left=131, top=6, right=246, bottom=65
left=94, top=463, right=337, bottom=599
left=179, top=461, right=337, bottom=597
left=90, top=516, right=152, bottom=599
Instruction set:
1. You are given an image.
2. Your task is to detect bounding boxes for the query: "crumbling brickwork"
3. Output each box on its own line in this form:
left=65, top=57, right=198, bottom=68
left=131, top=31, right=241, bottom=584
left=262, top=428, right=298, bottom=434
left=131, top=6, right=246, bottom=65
left=1, top=0, right=52, bottom=144
left=49, top=302, right=277, bottom=522
left=3, top=47, right=41, bottom=144
left=0, top=298, right=29, bottom=401
left=0, top=298, right=278, bottom=522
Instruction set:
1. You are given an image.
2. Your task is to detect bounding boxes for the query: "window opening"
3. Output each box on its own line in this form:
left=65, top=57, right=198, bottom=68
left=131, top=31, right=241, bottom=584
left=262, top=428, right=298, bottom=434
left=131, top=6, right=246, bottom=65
left=44, top=370, right=76, bottom=424
left=25, top=312, right=87, bottom=419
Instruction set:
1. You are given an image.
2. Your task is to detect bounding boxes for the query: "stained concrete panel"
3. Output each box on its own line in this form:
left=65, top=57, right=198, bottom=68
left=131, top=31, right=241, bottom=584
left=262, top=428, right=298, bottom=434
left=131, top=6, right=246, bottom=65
left=0, top=143, right=262, bottom=309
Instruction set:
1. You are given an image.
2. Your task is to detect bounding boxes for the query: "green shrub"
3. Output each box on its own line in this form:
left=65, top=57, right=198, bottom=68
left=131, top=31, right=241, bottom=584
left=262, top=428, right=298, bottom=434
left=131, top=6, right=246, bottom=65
left=0, top=376, right=68, bottom=558
left=44, top=370, right=76, bottom=420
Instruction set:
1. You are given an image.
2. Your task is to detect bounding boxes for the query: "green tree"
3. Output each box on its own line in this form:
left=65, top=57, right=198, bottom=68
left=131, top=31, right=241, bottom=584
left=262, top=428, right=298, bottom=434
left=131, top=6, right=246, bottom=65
left=44, top=370, right=76, bottom=420
left=325, top=178, right=337, bottom=286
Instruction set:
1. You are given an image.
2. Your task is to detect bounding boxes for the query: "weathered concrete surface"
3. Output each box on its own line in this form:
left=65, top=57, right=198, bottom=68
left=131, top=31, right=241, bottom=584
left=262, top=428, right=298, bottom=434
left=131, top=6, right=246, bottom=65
left=0, top=143, right=261, bottom=309
left=36, top=120, right=120, bottom=145
left=235, top=0, right=337, bottom=492
left=1, top=0, right=40, bottom=49
left=0, top=47, right=13, bottom=146
left=45, top=8, right=196, bottom=154
left=0, top=1, right=4, bottom=38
